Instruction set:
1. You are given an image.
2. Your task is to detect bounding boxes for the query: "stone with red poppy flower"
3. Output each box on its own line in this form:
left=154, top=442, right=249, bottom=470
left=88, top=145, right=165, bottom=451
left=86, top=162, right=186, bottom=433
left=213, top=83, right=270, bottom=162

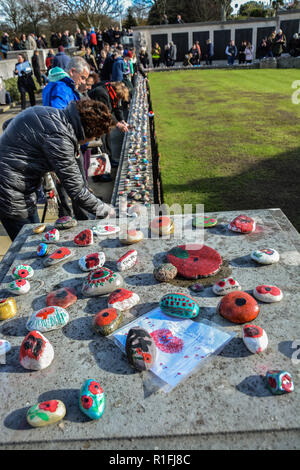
left=78, top=252, right=105, bottom=272
left=82, top=268, right=124, bottom=297
left=93, top=308, right=123, bottom=336
left=41, top=228, right=60, bottom=244
left=43, top=247, right=74, bottom=267
left=46, top=287, right=77, bottom=309
left=242, top=324, right=268, bottom=354
left=12, top=264, right=34, bottom=280
left=79, top=379, right=105, bottom=420
left=125, top=327, right=157, bottom=371
left=228, top=214, right=256, bottom=234
left=266, top=370, right=294, bottom=395
left=26, top=400, right=66, bottom=427
left=253, top=285, right=283, bottom=303
left=167, top=244, right=222, bottom=279
left=119, top=229, right=144, bottom=245
left=26, top=306, right=69, bottom=332
left=250, top=248, right=280, bottom=265
left=8, top=279, right=31, bottom=295
left=149, top=216, right=174, bottom=236
left=20, top=330, right=54, bottom=370
left=217, top=291, right=260, bottom=324
left=108, top=288, right=140, bottom=311
left=212, top=277, right=241, bottom=296
left=74, top=229, right=94, bottom=246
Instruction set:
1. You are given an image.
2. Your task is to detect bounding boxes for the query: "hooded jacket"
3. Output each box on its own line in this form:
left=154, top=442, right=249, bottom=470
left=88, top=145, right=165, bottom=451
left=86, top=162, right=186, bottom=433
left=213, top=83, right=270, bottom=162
left=42, top=67, right=80, bottom=109
left=0, top=102, right=107, bottom=219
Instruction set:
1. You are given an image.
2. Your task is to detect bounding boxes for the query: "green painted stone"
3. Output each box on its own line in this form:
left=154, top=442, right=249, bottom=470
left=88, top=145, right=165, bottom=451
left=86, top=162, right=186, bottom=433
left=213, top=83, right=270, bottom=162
left=79, top=379, right=105, bottom=420
left=160, top=293, right=200, bottom=319
left=192, top=216, right=218, bottom=228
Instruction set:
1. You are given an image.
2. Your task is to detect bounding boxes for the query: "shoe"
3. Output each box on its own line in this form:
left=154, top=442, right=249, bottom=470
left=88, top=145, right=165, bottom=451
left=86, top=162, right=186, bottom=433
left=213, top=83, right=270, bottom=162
left=111, top=160, right=119, bottom=168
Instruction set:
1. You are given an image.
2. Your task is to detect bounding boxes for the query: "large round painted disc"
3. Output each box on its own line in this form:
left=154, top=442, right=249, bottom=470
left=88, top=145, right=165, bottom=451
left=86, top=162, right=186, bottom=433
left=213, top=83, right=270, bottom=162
left=167, top=244, right=222, bottom=279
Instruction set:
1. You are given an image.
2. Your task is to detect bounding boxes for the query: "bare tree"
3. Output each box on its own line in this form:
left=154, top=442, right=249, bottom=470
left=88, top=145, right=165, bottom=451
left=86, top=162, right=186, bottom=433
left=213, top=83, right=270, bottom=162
left=0, top=0, right=23, bottom=31
left=59, top=0, right=122, bottom=30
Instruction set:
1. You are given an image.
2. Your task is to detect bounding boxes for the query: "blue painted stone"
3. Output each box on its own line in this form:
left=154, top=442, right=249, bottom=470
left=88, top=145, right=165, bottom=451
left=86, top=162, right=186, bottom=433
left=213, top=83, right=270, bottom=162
left=159, top=293, right=200, bottom=319
left=37, top=243, right=48, bottom=257
left=266, top=370, right=294, bottom=395
left=79, top=379, right=105, bottom=420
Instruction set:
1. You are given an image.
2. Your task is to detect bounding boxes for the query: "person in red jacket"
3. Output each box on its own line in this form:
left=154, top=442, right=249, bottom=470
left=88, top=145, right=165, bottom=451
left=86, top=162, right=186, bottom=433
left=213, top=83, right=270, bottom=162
left=89, top=28, right=97, bottom=55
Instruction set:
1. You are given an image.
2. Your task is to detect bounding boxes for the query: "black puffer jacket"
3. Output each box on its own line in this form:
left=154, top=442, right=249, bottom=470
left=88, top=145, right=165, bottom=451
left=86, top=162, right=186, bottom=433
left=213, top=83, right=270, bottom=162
left=0, top=101, right=107, bottom=219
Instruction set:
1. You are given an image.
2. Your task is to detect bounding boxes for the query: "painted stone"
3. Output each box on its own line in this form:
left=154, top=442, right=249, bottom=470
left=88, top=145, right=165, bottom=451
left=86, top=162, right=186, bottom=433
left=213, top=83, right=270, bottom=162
left=74, top=229, right=94, bottom=246
left=167, top=244, right=222, bottom=279
left=54, top=216, right=77, bottom=230
left=190, top=283, right=205, bottom=293
left=120, top=229, right=144, bottom=245
left=150, top=216, right=174, bottom=236
left=37, top=243, right=48, bottom=257
left=242, top=324, right=268, bottom=354
left=153, top=263, right=178, bottom=283
left=251, top=248, right=280, bottom=265
left=92, top=224, right=120, bottom=237
left=8, top=279, right=30, bottom=295
left=160, top=293, right=200, bottom=319
left=192, top=215, right=218, bottom=228
left=0, top=339, right=11, bottom=355
left=20, top=330, right=54, bottom=370
left=117, top=250, right=138, bottom=272
left=228, top=215, right=256, bottom=234
left=253, top=285, right=283, bottom=303
left=217, top=291, right=260, bottom=324
left=33, top=224, right=46, bottom=234
left=46, top=287, right=77, bottom=308
left=125, top=327, right=157, bottom=371
left=266, top=370, right=294, bottom=395
left=26, top=306, right=69, bottom=332
left=78, top=252, right=106, bottom=272
left=151, top=329, right=184, bottom=354
left=93, top=308, right=123, bottom=336
left=12, top=264, right=34, bottom=280
left=0, top=297, right=17, bottom=320
left=41, top=228, right=60, bottom=243
left=212, top=277, right=241, bottom=296
left=108, top=288, right=140, bottom=311
left=43, top=247, right=74, bottom=267
left=26, top=400, right=66, bottom=428
left=82, top=268, right=124, bottom=297
left=79, top=379, right=105, bottom=420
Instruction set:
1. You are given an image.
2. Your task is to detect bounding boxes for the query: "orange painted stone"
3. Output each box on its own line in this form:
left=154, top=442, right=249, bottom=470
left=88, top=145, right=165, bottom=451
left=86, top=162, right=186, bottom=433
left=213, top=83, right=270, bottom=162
left=217, top=291, right=260, bottom=324
left=93, top=308, right=123, bottom=336
left=46, top=287, right=77, bottom=309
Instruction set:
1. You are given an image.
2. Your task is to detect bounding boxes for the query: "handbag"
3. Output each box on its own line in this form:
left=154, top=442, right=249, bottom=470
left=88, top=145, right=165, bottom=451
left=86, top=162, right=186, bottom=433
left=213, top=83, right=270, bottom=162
left=88, top=150, right=111, bottom=177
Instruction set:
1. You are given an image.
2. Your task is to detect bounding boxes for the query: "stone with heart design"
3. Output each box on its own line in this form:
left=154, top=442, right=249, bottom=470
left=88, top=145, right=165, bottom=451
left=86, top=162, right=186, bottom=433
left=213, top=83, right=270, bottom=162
left=125, top=327, right=157, bottom=371
left=8, top=279, right=30, bottom=295
left=228, top=214, right=256, bottom=234
left=54, top=216, right=77, bottom=230
left=117, top=250, right=137, bottom=272
left=79, top=379, right=105, bottom=420
left=153, top=263, right=177, bottom=283
left=253, top=285, right=283, bottom=303
left=92, top=224, right=120, bottom=237
left=37, top=243, right=48, bottom=257
left=26, top=400, right=66, bottom=428
left=242, top=324, right=268, bottom=354
left=150, top=216, right=174, bottom=236
left=82, top=268, right=124, bottom=297
left=12, top=264, right=34, bottom=280
left=266, top=370, right=294, bottom=395
left=160, top=293, right=200, bottom=319
left=74, top=229, right=94, bottom=246
left=43, top=247, right=74, bottom=267
left=167, top=244, right=222, bottom=279
left=26, top=306, right=69, bottom=332
left=46, top=287, right=77, bottom=308
left=251, top=248, right=280, bottom=265
left=108, top=288, right=140, bottom=311
left=0, top=339, right=11, bottom=356
left=151, top=328, right=184, bottom=354
left=0, top=297, right=17, bottom=320
left=20, top=330, right=54, bottom=370
left=212, top=277, right=241, bottom=296
left=217, top=291, right=259, bottom=324
left=93, top=308, right=123, bottom=336
left=41, top=228, right=60, bottom=243
left=192, top=215, right=218, bottom=229
left=119, top=229, right=144, bottom=245
left=78, top=252, right=106, bottom=272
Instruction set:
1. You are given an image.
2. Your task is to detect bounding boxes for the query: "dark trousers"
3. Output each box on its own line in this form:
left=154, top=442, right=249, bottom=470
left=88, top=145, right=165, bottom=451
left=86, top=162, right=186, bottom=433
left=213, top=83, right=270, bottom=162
left=19, top=86, right=36, bottom=110
left=1, top=208, right=40, bottom=241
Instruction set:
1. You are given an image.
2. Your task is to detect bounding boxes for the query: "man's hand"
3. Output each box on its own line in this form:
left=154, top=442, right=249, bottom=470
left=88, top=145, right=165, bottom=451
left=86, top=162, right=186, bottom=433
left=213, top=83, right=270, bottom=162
left=117, top=121, right=129, bottom=133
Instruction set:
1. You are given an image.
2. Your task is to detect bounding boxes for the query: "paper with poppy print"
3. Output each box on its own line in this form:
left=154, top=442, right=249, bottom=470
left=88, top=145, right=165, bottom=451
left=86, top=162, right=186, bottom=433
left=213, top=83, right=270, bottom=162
left=112, top=307, right=235, bottom=392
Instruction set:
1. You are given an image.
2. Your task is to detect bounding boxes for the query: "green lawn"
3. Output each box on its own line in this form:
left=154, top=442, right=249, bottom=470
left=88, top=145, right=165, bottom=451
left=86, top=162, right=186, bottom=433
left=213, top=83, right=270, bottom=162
left=149, top=69, right=300, bottom=231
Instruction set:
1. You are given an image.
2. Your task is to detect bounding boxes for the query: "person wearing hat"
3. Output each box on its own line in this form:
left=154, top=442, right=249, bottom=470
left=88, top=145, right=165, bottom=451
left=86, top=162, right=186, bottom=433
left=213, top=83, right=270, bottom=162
left=52, top=46, right=71, bottom=71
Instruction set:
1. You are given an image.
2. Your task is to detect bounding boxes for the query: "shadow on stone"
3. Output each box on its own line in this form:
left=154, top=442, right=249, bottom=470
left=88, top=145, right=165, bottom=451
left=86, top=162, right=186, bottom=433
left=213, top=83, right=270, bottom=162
left=218, top=337, right=252, bottom=358
left=4, top=406, right=32, bottom=430
left=236, top=375, right=271, bottom=397
left=278, top=340, right=295, bottom=359
left=89, top=338, right=135, bottom=376
left=62, top=316, right=95, bottom=341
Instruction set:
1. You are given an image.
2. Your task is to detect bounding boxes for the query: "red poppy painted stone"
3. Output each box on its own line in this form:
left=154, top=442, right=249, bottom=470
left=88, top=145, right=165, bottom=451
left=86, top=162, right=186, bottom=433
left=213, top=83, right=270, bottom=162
left=125, top=327, right=157, bottom=371
left=212, top=277, right=241, bottom=296
left=150, top=216, right=174, bottom=236
left=251, top=248, right=280, bottom=265
left=253, top=285, right=283, bottom=303
left=46, top=287, right=77, bottom=308
left=108, top=288, right=140, bottom=311
left=82, top=268, right=124, bottom=297
left=217, top=291, right=260, bottom=324
left=26, top=306, right=69, bottom=332
left=79, top=379, right=105, bottom=420
left=167, top=244, right=222, bottom=279
left=41, top=229, right=60, bottom=243
left=20, top=330, right=54, bottom=370
left=228, top=215, right=256, bottom=234
left=27, top=400, right=66, bottom=427
left=266, top=370, right=294, bottom=395
left=92, top=224, right=120, bottom=237
left=9, top=279, right=30, bottom=295
left=74, top=229, right=94, bottom=246
left=43, top=247, right=74, bottom=267
left=242, top=324, right=268, bottom=354
left=55, top=216, right=77, bottom=230
left=120, top=229, right=144, bottom=245
left=93, top=308, right=123, bottom=336
left=117, top=250, right=137, bottom=272
left=78, top=252, right=106, bottom=272
left=12, top=264, right=34, bottom=280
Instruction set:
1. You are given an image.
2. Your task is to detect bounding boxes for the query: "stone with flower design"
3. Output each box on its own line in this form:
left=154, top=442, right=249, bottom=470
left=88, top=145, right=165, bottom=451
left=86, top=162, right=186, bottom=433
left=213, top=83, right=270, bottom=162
left=8, top=279, right=30, bottom=295
left=0, top=297, right=17, bottom=320
left=217, top=291, right=260, bottom=324
left=212, top=277, right=241, bottom=296
left=150, top=216, right=174, bottom=236
left=160, top=293, right=200, bottom=319
left=12, top=264, right=34, bottom=280
left=117, top=250, right=138, bottom=272
left=26, top=400, right=66, bottom=427
left=37, top=243, right=48, bottom=257
left=79, top=379, right=105, bottom=420
left=120, top=229, right=144, bottom=245
left=251, top=248, right=280, bottom=265
left=153, top=263, right=178, bottom=283
left=20, top=330, right=54, bottom=370
left=192, top=215, right=218, bottom=229
left=92, top=224, right=120, bottom=237
left=93, top=308, right=123, bottom=336
left=228, top=215, right=256, bottom=234
left=126, top=327, right=157, bottom=372
left=74, top=229, right=94, bottom=246
left=242, top=324, right=268, bottom=354
left=253, top=285, right=283, bottom=303
left=54, top=216, right=77, bottom=230
left=108, top=288, right=140, bottom=311
left=82, top=268, right=124, bottom=297
left=41, top=228, right=60, bottom=244
left=266, top=370, right=294, bottom=395
left=0, top=339, right=11, bottom=356
left=26, top=306, right=69, bottom=332
left=167, top=244, right=222, bottom=279
left=43, top=247, right=74, bottom=267
left=78, top=252, right=106, bottom=272
left=46, top=287, right=77, bottom=308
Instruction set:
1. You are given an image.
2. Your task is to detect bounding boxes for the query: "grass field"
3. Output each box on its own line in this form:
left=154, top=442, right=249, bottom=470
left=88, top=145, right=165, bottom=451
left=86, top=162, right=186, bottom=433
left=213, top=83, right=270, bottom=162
left=149, top=69, right=300, bottom=231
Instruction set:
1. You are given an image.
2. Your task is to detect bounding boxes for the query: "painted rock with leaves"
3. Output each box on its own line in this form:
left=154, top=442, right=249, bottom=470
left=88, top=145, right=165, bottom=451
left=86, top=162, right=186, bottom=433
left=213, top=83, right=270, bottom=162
left=79, top=379, right=105, bottom=420
left=41, top=228, right=60, bottom=243
left=12, top=264, right=34, bottom=280
left=26, top=400, right=66, bottom=427
left=78, top=252, right=106, bottom=272
left=54, top=216, right=77, bottom=230
left=26, top=306, right=69, bottom=332
left=82, top=268, right=124, bottom=297
left=167, top=244, right=222, bottom=279
left=251, top=248, right=280, bottom=265
left=20, top=330, right=54, bottom=370
left=126, top=327, right=157, bottom=371
left=8, top=279, right=30, bottom=295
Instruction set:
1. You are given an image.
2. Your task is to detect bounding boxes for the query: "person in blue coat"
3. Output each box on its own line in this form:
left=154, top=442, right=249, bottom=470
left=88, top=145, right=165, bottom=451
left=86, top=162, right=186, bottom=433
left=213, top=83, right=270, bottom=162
left=52, top=46, right=71, bottom=71
left=111, top=51, right=125, bottom=82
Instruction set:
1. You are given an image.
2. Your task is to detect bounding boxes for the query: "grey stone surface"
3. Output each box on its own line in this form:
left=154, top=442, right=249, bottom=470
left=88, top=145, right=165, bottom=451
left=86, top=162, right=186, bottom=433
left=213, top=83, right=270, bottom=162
left=0, top=209, right=299, bottom=449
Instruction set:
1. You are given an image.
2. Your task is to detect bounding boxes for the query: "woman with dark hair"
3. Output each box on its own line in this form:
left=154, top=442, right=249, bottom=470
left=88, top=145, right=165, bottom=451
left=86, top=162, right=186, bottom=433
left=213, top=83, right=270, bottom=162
left=0, top=99, right=115, bottom=241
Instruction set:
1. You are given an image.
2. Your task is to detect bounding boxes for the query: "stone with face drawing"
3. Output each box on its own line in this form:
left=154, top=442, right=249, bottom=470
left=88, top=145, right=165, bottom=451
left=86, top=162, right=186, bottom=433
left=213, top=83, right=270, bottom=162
left=125, top=327, right=157, bottom=371
left=20, top=330, right=54, bottom=370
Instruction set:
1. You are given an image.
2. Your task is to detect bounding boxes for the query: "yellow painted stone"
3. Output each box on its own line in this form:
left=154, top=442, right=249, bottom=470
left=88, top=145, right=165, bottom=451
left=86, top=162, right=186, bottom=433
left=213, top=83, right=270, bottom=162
left=0, top=298, right=17, bottom=320
left=33, top=224, right=46, bottom=234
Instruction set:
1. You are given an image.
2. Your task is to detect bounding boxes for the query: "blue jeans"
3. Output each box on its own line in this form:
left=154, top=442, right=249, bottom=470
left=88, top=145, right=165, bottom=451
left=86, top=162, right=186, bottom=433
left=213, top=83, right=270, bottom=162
left=227, top=55, right=235, bottom=65
left=0, top=208, right=40, bottom=241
